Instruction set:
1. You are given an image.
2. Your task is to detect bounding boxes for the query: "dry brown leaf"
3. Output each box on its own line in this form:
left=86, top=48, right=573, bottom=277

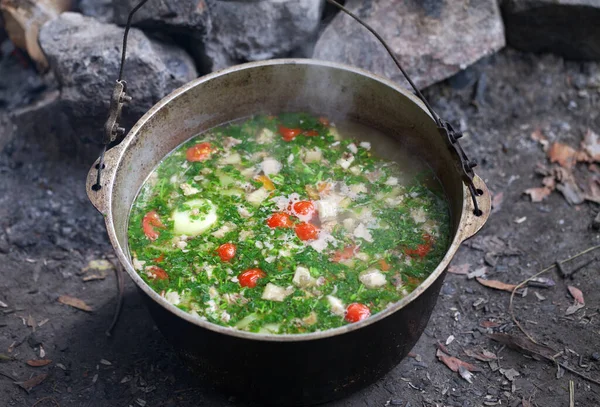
left=491, top=191, right=504, bottom=213
left=582, top=129, right=600, bottom=162
left=488, top=333, right=557, bottom=360
left=548, top=142, right=577, bottom=169
left=531, top=129, right=549, bottom=150
left=464, top=348, right=497, bottom=362
left=436, top=349, right=480, bottom=372
left=14, top=373, right=48, bottom=392
left=524, top=186, right=552, bottom=202
left=476, top=278, right=517, bottom=292
left=82, top=272, right=107, bottom=282
left=568, top=286, right=584, bottom=305
left=480, top=320, right=500, bottom=328
left=58, top=295, right=92, bottom=312
left=26, top=359, right=52, bottom=367
left=542, top=176, right=556, bottom=189
left=448, top=264, right=469, bottom=275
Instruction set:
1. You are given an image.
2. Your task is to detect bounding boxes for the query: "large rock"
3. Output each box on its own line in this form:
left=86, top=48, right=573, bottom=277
left=78, top=0, right=113, bottom=23
left=112, top=0, right=211, bottom=36
left=38, top=12, right=197, bottom=153
left=313, top=0, right=505, bottom=89
left=204, top=0, right=324, bottom=70
left=501, top=0, right=600, bottom=60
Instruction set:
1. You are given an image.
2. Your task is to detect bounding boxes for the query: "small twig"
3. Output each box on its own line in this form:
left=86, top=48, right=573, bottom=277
left=105, top=258, right=125, bottom=337
left=509, top=244, right=600, bottom=343
left=0, top=370, right=16, bottom=381
left=32, top=396, right=60, bottom=407
left=569, top=380, right=575, bottom=407
left=561, top=363, right=600, bottom=387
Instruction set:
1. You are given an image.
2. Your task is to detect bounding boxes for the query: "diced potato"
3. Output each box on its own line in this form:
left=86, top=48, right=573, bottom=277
left=411, top=207, right=427, bottom=224
left=235, top=313, right=258, bottom=329
left=304, top=148, right=322, bottom=163
left=258, top=323, right=280, bottom=334
left=257, top=128, right=275, bottom=144
left=180, top=183, right=199, bottom=196
left=247, top=187, right=270, bottom=206
left=303, top=312, right=318, bottom=325
left=353, top=222, right=373, bottom=243
left=219, top=152, right=241, bottom=165
left=261, top=158, right=282, bottom=175
left=173, top=199, right=218, bottom=236
left=261, top=283, right=293, bottom=302
left=292, top=266, right=316, bottom=288
left=329, top=126, right=341, bottom=141
left=165, top=291, right=181, bottom=305
left=316, top=199, right=337, bottom=222
left=359, top=269, right=387, bottom=289
left=327, top=295, right=345, bottom=316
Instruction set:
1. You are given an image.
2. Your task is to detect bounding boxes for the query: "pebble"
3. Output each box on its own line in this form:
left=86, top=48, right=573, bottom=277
left=592, top=352, right=600, bottom=361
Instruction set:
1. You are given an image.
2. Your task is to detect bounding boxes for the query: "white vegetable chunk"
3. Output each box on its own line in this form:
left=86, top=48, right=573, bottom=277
left=411, top=207, right=427, bottom=224
left=384, top=177, right=399, bottom=186
left=165, top=291, right=181, bottom=305
left=261, top=283, right=293, bottom=302
left=359, top=141, right=371, bottom=150
left=211, top=222, right=236, bottom=238
left=353, top=222, right=374, bottom=242
left=316, top=199, right=338, bottom=222
left=292, top=266, right=316, bottom=288
left=247, top=187, right=270, bottom=206
left=359, top=269, right=387, bottom=289
left=257, top=128, right=275, bottom=144
left=172, top=199, right=217, bottom=236
left=180, top=183, right=199, bottom=196
left=327, top=295, right=345, bottom=316
left=337, top=153, right=355, bottom=170
left=261, top=157, right=282, bottom=175
left=304, top=148, right=322, bottom=163
left=219, top=152, right=241, bottom=165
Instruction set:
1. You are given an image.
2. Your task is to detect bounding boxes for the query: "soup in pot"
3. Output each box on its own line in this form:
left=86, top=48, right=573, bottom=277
left=127, top=113, right=450, bottom=334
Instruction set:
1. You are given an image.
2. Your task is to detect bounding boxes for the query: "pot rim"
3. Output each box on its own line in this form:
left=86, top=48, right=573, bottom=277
left=91, top=58, right=490, bottom=342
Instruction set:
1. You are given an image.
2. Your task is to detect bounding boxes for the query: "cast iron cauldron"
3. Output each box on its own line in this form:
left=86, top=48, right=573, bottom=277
left=86, top=59, right=490, bottom=406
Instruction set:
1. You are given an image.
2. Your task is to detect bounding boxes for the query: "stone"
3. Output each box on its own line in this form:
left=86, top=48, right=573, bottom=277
left=204, top=0, right=324, bottom=71
left=38, top=12, right=197, bottom=158
left=501, top=0, right=600, bottom=60
left=78, top=0, right=114, bottom=23
left=112, top=0, right=211, bottom=36
left=313, top=0, right=505, bottom=89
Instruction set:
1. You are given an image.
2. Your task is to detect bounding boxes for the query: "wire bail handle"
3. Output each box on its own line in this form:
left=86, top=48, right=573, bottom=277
left=91, top=0, right=484, bottom=217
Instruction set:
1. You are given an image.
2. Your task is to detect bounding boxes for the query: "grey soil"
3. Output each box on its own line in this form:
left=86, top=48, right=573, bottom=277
left=1, top=49, right=599, bottom=407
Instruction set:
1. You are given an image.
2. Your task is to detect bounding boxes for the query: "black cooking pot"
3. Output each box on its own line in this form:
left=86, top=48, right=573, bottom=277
left=87, top=59, right=490, bottom=406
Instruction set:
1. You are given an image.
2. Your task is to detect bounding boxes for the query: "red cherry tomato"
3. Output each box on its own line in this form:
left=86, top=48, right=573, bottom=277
left=279, top=126, right=302, bottom=142
left=153, top=253, right=165, bottom=263
left=295, top=222, right=319, bottom=241
left=267, top=212, right=293, bottom=228
left=142, top=210, right=164, bottom=241
left=146, top=266, right=169, bottom=281
left=292, top=201, right=315, bottom=217
left=238, top=268, right=266, bottom=288
left=404, top=234, right=433, bottom=259
left=304, top=130, right=319, bottom=137
left=217, top=243, right=237, bottom=262
left=345, top=303, right=371, bottom=323
left=186, top=142, right=213, bottom=162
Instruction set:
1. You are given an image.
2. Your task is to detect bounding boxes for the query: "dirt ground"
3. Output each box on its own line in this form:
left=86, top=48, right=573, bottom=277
left=1, top=48, right=599, bottom=407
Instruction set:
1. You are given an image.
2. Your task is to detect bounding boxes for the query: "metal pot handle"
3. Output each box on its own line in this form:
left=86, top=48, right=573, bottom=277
left=459, top=175, right=491, bottom=242
left=88, top=0, right=490, bottom=225
left=86, top=142, right=125, bottom=214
